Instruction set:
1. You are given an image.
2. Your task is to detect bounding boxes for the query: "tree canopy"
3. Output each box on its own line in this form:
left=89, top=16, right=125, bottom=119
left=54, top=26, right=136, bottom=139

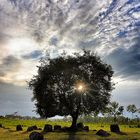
left=29, top=50, right=114, bottom=128
left=127, top=104, right=137, bottom=119
left=104, top=101, right=124, bottom=123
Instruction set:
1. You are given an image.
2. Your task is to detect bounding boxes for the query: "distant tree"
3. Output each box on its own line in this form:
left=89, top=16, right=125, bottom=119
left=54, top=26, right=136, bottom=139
left=104, top=101, right=124, bottom=123
left=29, top=50, right=114, bottom=129
left=138, top=109, right=140, bottom=115
left=127, top=104, right=137, bottom=119
left=137, top=109, right=140, bottom=123
left=0, top=115, right=4, bottom=119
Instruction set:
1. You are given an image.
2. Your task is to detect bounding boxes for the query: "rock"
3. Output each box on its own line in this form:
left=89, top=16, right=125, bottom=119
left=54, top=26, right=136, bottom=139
left=43, top=124, right=52, bottom=132
left=32, top=125, right=38, bottom=130
left=137, top=124, right=140, bottom=128
left=77, top=123, right=84, bottom=130
left=54, top=125, right=61, bottom=131
left=29, top=131, right=44, bottom=140
left=27, top=125, right=38, bottom=132
left=110, top=124, right=120, bottom=133
left=16, top=125, right=23, bottom=131
left=96, top=129, right=110, bottom=137
left=27, top=126, right=34, bottom=132
left=83, top=126, right=89, bottom=131
left=0, top=124, right=2, bottom=128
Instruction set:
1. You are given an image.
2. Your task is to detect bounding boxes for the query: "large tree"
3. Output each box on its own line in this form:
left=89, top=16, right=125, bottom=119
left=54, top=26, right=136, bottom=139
left=29, top=50, right=114, bottom=129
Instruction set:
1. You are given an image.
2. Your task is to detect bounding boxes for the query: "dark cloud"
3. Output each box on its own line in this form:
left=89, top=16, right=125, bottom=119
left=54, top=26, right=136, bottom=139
left=0, top=32, right=11, bottom=43
left=106, top=39, right=140, bottom=80
left=0, top=55, right=21, bottom=76
left=2, top=55, right=19, bottom=65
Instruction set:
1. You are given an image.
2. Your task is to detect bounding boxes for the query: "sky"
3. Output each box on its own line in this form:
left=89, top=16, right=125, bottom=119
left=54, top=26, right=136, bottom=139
left=0, top=0, right=140, bottom=117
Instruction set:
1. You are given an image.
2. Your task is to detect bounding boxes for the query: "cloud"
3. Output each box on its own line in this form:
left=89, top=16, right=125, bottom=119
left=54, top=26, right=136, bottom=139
left=0, top=55, right=21, bottom=76
left=49, top=36, right=58, bottom=46
left=0, top=54, right=38, bottom=86
left=106, top=39, right=140, bottom=80
left=0, top=32, right=11, bottom=44
left=22, top=50, right=43, bottom=59
left=0, top=0, right=140, bottom=84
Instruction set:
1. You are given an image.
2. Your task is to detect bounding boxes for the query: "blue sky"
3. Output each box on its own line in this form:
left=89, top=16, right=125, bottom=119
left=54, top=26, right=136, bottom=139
left=0, top=0, right=140, bottom=116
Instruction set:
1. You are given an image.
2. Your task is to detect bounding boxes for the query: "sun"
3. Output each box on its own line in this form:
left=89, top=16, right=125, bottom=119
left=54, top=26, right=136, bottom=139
left=75, top=82, right=86, bottom=92
left=77, top=85, right=83, bottom=91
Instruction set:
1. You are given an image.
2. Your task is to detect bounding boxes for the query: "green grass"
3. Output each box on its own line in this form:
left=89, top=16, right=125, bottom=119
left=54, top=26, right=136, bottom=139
left=0, top=118, right=140, bottom=140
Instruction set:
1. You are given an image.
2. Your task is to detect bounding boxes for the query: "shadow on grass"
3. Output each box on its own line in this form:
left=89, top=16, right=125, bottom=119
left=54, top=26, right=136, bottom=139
left=114, top=131, right=127, bottom=135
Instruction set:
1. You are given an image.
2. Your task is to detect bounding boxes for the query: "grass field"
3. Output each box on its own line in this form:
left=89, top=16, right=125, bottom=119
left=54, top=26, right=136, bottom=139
left=0, top=118, right=140, bottom=140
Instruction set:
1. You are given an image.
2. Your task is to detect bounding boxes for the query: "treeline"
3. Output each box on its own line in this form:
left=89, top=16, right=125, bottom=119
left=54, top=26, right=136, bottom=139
left=63, top=102, right=140, bottom=125
left=0, top=115, right=39, bottom=120
left=62, top=114, right=140, bottom=125
left=78, top=116, right=140, bottom=125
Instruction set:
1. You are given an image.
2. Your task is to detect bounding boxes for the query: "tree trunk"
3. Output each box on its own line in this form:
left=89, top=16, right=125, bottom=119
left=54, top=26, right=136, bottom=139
left=70, top=114, right=78, bottom=130
left=114, top=115, right=117, bottom=124
left=132, top=113, right=133, bottom=120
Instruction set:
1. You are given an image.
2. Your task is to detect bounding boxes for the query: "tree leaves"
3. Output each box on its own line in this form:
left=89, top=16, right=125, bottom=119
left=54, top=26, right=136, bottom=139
left=28, top=50, right=114, bottom=119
